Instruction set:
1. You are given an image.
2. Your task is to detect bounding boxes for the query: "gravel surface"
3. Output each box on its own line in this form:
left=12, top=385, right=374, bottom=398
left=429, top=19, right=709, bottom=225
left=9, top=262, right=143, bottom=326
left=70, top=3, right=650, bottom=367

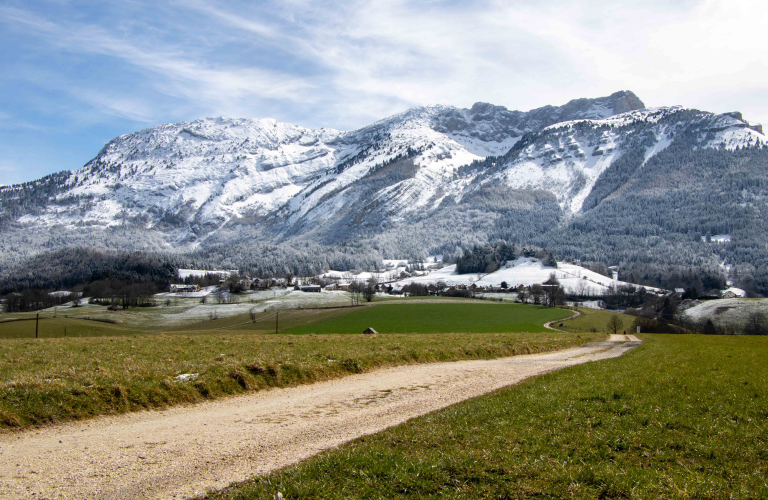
left=0, top=337, right=640, bottom=499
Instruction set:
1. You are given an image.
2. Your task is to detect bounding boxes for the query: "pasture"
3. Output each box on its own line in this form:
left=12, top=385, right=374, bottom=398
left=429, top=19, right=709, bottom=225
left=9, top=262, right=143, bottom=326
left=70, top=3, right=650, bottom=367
left=0, top=301, right=601, bottom=430
left=284, top=303, right=573, bottom=334
left=209, top=334, right=768, bottom=499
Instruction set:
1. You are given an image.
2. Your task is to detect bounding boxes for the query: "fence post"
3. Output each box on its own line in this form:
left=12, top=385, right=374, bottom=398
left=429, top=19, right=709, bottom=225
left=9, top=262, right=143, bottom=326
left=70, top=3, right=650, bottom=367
left=35, top=313, right=39, bottom=339
left=276, top=312, right=279, bottom=334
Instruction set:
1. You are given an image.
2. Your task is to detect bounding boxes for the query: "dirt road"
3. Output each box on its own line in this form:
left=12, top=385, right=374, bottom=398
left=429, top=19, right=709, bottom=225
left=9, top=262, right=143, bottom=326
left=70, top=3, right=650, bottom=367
left=0, top=337, right=640, bottom=499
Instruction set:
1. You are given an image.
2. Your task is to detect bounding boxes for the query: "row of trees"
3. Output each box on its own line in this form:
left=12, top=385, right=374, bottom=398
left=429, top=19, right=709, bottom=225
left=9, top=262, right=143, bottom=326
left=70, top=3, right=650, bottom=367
left=2, top=289, right=77, bottom=313
left=455, top=242, right=557, bottom=274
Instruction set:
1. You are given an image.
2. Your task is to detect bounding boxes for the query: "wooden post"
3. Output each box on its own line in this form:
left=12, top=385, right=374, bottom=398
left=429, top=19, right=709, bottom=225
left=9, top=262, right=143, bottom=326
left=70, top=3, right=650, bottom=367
left=35, top=314, right=39, bottom=339
left=64, top=327, right=67, bottom=338
left=276, top=312, right=279, bottom=334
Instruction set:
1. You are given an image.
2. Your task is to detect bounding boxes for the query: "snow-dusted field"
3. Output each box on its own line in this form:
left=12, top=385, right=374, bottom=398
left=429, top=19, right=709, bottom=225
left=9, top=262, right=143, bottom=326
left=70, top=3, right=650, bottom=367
left=389, top=258, right=658, bottom=295
left=151, top=289, right=353, bottom=326
left=682, top=298, right=768, bottom=330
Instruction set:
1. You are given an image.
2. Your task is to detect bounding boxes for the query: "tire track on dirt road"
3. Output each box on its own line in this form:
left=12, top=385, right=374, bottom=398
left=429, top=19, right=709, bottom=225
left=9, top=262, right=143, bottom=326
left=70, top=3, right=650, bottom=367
left=0, top=337, right=641, bottom=500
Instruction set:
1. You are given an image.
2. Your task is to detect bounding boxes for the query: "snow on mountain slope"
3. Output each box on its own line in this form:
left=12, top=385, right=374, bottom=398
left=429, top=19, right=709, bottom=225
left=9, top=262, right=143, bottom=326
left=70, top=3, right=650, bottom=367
left=3, top=89, right=767, bottom=262
left=16, top=118, right=347, bottom=241
left=474, top=106, right=768, bottom=213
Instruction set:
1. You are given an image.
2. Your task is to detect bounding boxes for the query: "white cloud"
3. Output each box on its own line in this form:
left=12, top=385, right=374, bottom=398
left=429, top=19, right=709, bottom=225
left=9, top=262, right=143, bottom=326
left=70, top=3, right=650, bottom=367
left=176, top=0, right=768, bottom=127
left=1, top=0, right=768, bottom=135
left=0, top=5, right=316, bottom=122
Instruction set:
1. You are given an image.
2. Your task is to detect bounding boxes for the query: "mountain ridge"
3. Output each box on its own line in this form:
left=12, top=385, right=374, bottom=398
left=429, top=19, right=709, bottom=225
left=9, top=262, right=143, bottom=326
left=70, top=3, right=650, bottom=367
left=2, top=90, right=768, bottom=294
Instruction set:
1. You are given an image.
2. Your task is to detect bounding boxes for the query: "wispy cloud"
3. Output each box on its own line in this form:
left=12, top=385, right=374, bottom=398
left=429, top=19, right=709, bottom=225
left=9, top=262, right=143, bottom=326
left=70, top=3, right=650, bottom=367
left=0, top=0, right=767, bottom=183
left=0, top=5, right=315, bottom=121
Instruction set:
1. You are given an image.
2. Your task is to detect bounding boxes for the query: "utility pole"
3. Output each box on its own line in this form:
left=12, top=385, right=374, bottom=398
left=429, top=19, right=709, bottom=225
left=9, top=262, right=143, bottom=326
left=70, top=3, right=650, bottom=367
left=35, top=314, right=39, bottom=339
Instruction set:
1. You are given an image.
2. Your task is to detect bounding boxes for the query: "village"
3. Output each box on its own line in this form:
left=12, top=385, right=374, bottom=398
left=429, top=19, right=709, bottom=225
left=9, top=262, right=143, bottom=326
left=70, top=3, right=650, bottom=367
left=167, top=256, right=746, bottom=307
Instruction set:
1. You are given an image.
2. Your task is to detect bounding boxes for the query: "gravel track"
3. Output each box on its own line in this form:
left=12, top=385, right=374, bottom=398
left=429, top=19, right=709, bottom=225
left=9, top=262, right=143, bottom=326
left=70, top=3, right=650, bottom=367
left=0, top=337, right=640, bottom=499
left=543, top=308, right=581, bottom=331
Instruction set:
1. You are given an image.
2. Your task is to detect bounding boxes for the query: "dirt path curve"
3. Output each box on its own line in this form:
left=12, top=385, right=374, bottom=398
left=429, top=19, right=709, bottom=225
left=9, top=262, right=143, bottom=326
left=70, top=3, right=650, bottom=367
left=0, top=338, right=641, bottom=500
left=543, top=308, right=581, bottom=331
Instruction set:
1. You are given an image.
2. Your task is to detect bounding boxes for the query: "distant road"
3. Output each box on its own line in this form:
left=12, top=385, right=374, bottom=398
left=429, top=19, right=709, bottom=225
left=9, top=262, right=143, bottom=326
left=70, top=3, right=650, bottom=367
left=0, top=337, right=640, bottom=500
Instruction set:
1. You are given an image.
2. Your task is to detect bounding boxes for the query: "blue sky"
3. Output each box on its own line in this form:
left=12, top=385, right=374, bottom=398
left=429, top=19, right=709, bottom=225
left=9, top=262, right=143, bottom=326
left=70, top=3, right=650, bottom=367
left=1, top=0, right=767, bottom=185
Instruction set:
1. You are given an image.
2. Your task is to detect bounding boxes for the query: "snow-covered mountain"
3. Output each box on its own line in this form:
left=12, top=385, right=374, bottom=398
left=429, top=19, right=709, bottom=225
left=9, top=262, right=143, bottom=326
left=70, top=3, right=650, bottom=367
left=2, top=90, right=768, bottom=295
left=2, top=91, right=649, bottom=246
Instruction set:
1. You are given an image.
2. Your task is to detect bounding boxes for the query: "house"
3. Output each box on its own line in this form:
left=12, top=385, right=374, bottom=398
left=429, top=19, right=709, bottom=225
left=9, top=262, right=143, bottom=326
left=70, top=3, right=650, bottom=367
left=299, top=285, right=322, bottom=293
left=720, top=287, right=747, bottom=299
left=325, top=282, right=351, bottom=291
left=169, top=284, right=200, bottom=293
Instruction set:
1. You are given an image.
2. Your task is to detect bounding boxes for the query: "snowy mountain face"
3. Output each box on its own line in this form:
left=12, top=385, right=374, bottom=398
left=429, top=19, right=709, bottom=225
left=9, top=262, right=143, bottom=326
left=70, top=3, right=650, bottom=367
left=0, top=91, right=648, bottom=246
left=467, top=106, right=767, bottom=214
left=2, top=90, right=768, bottom=290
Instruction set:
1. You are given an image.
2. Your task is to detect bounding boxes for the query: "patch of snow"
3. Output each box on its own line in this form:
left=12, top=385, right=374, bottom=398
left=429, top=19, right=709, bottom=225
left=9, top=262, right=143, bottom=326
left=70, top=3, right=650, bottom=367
left=701, top=234, right=731, bottom=243
left=178, top=269, right=237, bottom=279
left=682, top=298, right=768, bottom=330
left=390, top=257, right=660, bottom=295
left=643, top=134, right=673, bottom=163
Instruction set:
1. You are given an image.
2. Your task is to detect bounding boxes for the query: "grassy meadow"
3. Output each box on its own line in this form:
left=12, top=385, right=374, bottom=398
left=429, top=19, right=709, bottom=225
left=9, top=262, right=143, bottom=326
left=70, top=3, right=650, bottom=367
left=284, top=303, right=573, bottom=334
left=557, top=307, right=637, bottom=334
left=0, top=302, right=603, bottom=430
left=0, top=305, right=358, bottom=339
left=209, top=334, right=768, bottom=500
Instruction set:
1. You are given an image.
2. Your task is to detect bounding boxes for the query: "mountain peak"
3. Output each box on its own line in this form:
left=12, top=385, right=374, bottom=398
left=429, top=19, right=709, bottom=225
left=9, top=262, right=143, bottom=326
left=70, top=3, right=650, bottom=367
left=606, top=90, right=645, bottom=114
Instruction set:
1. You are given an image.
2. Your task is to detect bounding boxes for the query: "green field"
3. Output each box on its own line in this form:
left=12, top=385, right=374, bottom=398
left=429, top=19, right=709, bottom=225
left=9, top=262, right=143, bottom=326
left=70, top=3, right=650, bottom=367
left=557, top=307, right=636, bottom=335
left=208, top=335, right=768, bottom=499
left=0, top=307, right=360, bottom=339
left=284, top=303, right=573, bottom=334
left=0, top=303, right=574, bottom=339
left=0, top=302, right=600, bottom=430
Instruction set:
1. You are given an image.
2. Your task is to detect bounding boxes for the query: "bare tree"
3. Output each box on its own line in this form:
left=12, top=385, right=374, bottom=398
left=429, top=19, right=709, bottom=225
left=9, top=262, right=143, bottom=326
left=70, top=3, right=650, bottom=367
left=576, top=279, right=588, bottom=298
left=530, top=284, right=544, bottom=305
left=607, top=314, right=623, bottom=335
left=349, top=280, right=364, bottom=305
left=543, top=273, right=565, bottom=307
left=363, top=277, right=377, bottom=302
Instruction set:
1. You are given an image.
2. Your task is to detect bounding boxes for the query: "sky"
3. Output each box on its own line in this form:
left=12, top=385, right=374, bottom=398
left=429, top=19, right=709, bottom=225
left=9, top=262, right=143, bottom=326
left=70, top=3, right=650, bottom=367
left=1, top=0, right=767, bottom=185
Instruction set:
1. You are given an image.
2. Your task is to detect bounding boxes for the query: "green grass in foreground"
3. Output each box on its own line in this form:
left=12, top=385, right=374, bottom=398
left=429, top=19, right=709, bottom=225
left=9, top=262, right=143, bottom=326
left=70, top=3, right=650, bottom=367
left=209, top=335, right=768, bottom=499
left=284, top=303, right=572, bottom=334
left=0, top=328, right=601, bottom=430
